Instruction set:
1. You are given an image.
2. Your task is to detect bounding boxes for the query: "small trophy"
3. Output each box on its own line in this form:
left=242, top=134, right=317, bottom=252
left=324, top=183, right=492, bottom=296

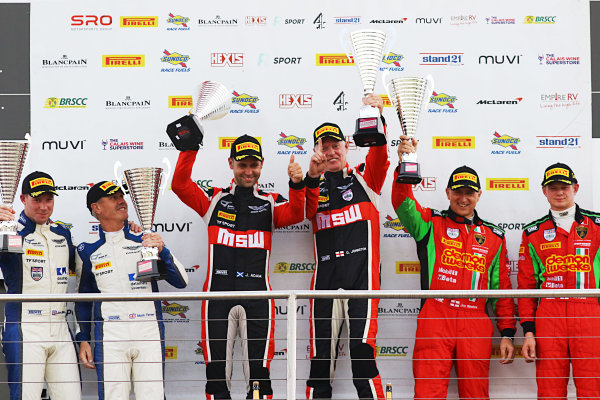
left=122, top=167, right=165, bottom=281
left=0, top=137, right=30, bottom=253
left=166, top=80, right=231, bottom=151
left=344, top=29, right=387, bottom=147
left=384, top=74, right=434, bottom=184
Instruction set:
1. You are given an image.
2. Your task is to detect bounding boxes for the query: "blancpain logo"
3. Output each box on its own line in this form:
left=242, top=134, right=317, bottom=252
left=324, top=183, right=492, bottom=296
left=105, top=96, right=151, bottom=110
left=42, top=55, right=88, bottom=68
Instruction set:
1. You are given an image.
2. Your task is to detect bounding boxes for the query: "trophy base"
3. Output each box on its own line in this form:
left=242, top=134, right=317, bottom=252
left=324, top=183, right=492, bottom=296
left=135, top=259, right=167, bottom=282
left=396, top=162, right=422, bottom=184
left=166, top=115, right=204, bottom=151
left=353, top=117, right=387, bottom=147
left=0, top=234, right=23, bottom=253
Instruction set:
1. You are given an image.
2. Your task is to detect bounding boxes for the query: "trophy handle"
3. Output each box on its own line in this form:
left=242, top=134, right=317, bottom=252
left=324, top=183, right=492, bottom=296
left=339, top=28, right=353, bottom=64
left=382, top=27, right=396, bottom=58
left=382, top=70, right=393, bottom=105
left=160, top=157, right=171, bottom=195
left=421, top=74, right=435, bottom=114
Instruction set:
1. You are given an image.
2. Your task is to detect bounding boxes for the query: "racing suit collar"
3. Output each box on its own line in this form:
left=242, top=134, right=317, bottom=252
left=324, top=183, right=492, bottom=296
left=547, top=203, right=583, bottom=226
left=97, top=220, right=129, bottom=242
left=230, top=182, right=256, bottom=197
left=324, top=163, right=351, bottom=180
left=17, top=211, right=37, bottom=236
left=446, top=207, right=483, bottom=226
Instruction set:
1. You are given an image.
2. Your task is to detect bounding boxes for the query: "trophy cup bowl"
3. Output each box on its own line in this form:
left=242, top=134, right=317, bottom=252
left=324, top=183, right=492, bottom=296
left=166, top=80, right=231, bottom=151
left=122, top=167, right=165, bottom=281
left=384, top=74, right=434, bottom=184
left=345, top=29, right=387, bottom=147
left=0, top=139, right=30, bottom=253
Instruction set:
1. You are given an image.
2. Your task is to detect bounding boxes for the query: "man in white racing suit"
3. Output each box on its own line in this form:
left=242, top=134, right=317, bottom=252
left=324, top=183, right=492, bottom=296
left=76, top=180, right=188, bottom=400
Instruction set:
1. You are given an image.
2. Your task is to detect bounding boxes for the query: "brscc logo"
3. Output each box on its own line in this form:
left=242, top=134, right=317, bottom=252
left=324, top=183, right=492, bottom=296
left=274, top=262, right=315, bottom=273
left=376, top=345, right=409, bottom=357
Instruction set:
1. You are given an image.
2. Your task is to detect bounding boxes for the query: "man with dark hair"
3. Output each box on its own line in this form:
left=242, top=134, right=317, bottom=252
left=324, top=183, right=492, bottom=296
left=0, top=171, right=81, bottom=400
left=392, top=136, right=516, bottom=400
left=519, top=162, right=600, bottom=400
left=77, top=180, right=188, bottom=400
left=172, top=134, right=306, bottom=399
left=304, top=95, right=388, bottom=400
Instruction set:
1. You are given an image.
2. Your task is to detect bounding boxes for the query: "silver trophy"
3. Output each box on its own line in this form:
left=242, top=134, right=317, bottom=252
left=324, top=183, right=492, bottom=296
left=384, top=74, right=434, bottom=184
left=122, top=167, right=165, bottom=281
left=343, top=29, right=387, bottom=147
left=166, top=80, right=231, bottom=151
left=0, top=138, right=30, bottom=253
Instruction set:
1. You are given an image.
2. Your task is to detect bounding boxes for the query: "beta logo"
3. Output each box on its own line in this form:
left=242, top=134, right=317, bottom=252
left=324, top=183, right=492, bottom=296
left=168, top=96, right=193, bottom=108
left=486, top=178, right=529, bottom=191
left=167, top=13, right=190, bottom=30
left=274, top=262, right=315, bottom=273
left=382, top=216, right=411, bottom=239
left=429, top=91, right=457, bottom=113
left=211, top=53, right=243, bottom=67
left=44, top=97, right=87, bottom=109
left=279, top=94, right=312, bottom=108
left=396, top=262, right=420, bottom=274
left=102, top=55, right=145, bottom=67
left=120, top=16, right=158, bottom=27
left=161, top=301, right=190, bottom=318
left=165, top=346, right=178, bottom=359
left=316, top=54, right=354, bottom=66
left=491, top=132, right=521, bottom=155
left=231, top=91, right=259, bottom=113
left=536, top=135, right=581, bottom=149
left=432, top=137, right=475, bottom=149
left=71, top=15, right=113, bottom=30
left=380, top=52, right=404, bottom=71
left=160, top=50, right=190, bottom=72
left=277, top=133, right=307, bottom=155
left=420, top=53, right=463, bottom=66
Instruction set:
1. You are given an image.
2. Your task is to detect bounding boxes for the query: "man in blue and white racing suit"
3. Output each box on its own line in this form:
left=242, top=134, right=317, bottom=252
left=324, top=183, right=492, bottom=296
left=76, top=180, right=188, bottom=400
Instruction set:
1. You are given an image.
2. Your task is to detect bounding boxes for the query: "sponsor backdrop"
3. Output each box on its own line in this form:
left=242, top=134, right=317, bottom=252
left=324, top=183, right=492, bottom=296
left=25, top=0, right=590, bottom=398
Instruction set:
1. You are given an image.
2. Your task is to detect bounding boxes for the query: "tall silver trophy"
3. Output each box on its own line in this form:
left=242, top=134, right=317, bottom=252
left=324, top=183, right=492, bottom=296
left=166, top=80, right=231, bottom=151
left=344, top=29, right=387, bottom=147
left=122, top=167, right=165, bottom=281
left=0, top=138, right=30, bottom=253
left=384, top=74, right=434, bottom=184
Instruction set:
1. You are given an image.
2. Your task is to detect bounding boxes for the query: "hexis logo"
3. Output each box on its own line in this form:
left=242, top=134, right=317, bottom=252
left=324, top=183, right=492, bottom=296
left=279, top=94, right=312, bottom=108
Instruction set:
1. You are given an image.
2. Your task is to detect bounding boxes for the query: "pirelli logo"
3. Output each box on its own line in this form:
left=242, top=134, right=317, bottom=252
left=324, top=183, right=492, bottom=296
left=102, top=55, right=145, bottom=67
left=396, top=261, right=420, bottom=274
left=541, top=242, right=561, bottom=250
left=94, top=261, right=111, bottom=270
left=318, top=195, right=329, bottom=203
left=30, top=178, right=53, bottom=188
left=100, top=182, right=115, bottom=190
left=380, top=95, right=393, bottom=107
left=217, top=211, right=236, bottom=221
left=519, top=246, right=525, bottom=254
left=315, top=53, right=355, bottom=66
left=441, top=237, right=462, bottom=249
left=432, top=136, right=475, bottom=149
left=26, top=249, right=44, bottom=257
left=486, top=178, right=529, bottom=191
left=315, top=125, right=339, bottom=138
left=219, top=137, right=261, bottom=149
left=120, top=16, right=159, bottom=27
left=545, top=168, right=569, bottom=179
left=236, top=142, right=260, bottom=152
left=164, top=346, right=178, bottom=359
left=168, top=96, right=193, bottom=108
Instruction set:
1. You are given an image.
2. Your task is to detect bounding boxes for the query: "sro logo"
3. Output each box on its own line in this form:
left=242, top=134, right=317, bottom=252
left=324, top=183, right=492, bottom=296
left=71, top=15, right=113, bottom=26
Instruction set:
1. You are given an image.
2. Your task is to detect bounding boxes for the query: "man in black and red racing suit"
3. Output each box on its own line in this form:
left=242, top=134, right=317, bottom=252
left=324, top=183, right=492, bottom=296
left=172, top=134, right=306, bottom=399
left=304, top=94, right=389, bottom=400
left=518, top=162, right=600, bottom=400
left=392, top=136, right=516, bottom=400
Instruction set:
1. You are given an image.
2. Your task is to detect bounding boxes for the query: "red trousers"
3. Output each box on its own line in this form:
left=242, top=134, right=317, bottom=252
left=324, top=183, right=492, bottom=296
left=413, top=299, right=494, bottom=400
left=535, top=300, right=600, bottom=400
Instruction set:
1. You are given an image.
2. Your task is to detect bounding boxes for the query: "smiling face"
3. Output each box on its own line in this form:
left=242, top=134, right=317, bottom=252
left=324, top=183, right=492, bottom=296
left=21, top=193, right=54, bottom=225
left=543, top=182, right=578, bottom=211
left=92, top=192, right=128, bottom=223
left=317, top=137, right=349, bottom=173
left=446, top=186, right=482, bottom=219
left=228, top=156, right=263, bottom=188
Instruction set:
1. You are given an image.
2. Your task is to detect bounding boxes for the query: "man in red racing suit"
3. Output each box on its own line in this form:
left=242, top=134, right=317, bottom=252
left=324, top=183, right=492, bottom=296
left=304, top=95, right=389, bottom=400
left=518, top=162, right=600, bottom=400
left=392, top=136, right=516, bottom=400
left=172, top=134, right=306, bottom=399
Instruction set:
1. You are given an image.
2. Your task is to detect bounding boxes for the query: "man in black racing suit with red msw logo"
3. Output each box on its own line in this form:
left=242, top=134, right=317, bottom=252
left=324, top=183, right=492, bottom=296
left=172, top=135, right=306, bottom=399
left=304, top=95, right=389, bottom=399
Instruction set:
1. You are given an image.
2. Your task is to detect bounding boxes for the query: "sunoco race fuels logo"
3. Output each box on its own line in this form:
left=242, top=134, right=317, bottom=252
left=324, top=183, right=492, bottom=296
left=160, top=50, right=190, bottom=72
left=429, top=91, right=457, bottom=113
left=277, top=133, right=307, bottom=155
left=491, top=132, right=520, bottom=155
left=231, top=91, right=259, bottom=113
left=383, top=216, right=411, bottom=238
left=167, top=13, right=190, bottom=30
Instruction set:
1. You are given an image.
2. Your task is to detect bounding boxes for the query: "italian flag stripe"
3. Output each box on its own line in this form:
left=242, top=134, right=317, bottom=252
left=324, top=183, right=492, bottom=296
left=576, top=248, right=587, bottom=289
